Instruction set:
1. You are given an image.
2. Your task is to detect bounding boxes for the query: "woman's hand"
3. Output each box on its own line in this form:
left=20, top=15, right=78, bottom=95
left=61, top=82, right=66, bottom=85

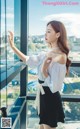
left=8, top=31, right=15, bottom=48
left=41, top=57, right=52, bottom=78
left=8, top=31, right=27, bottom=63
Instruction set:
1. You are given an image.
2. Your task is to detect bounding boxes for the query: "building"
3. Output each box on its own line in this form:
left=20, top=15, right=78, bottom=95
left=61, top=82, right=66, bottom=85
left=0, top=0, right=80, bottom=129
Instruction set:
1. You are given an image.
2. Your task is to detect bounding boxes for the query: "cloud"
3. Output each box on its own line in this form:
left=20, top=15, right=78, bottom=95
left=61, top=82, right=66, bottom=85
left=1, top=13, right=14, bottom=18
left=7, top=7, right=14, bottom=12
left=42, top=13, right=80, bottom=37
left=1, top=23, right=14, bottom=36
left=1, top=6, right=14, bottom=11
left=1, top=23, right=14, bottom=28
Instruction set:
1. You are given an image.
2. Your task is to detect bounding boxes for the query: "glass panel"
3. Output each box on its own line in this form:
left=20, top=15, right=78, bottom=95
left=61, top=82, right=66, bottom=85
left=28, top=0, right=80, bottom=61
left=7, top=74, right=20, bottom=111
left=6, top=0, right=20, bottom=63
left=28, top=69, right=38, bottom=95
left=1, top=0, right=6, bottom=63
left=61, top=67, right=80, bottom=95
left=14, top=0, right=21, bottom=61
left=0, top=0, right=21, bottom=75
left=1, top=0, right=7, bottom=108
left=27, top=0, right=80, bottom=128
left=27, top=100, right=39, bottom=128
left=0, top=0, right=21, bottom=116
left=63, top=102, right=80, bottom=121
left=0, top=73, right=20, bottom=112
left=28, top=0, right=80, bottom=96
left=27, top=100, right=80, bottom=129
left=1, top=87, right=7, bottom=108
left=6, top=0, right=14, bottom=63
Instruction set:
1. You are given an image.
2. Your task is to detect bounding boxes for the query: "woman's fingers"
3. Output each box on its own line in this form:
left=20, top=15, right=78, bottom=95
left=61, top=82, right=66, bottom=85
left=8, top=31, right=13, bottom=35
left=46, top=59, right=51, bottom=63
left=8, top=31, right=13, bottom=39
left=8, top=31, right=14, bottom=48
left=46, top=57, right=52, bottom=63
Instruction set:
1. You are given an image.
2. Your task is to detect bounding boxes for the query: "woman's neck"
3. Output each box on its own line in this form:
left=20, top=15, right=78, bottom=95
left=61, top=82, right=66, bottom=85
left=51, top=44, right=59, bottom=52
left=49, top=42, right=63, bottom=54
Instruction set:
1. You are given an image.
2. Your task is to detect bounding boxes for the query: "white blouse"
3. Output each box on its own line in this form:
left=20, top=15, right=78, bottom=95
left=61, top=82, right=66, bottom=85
left=25, top=51, right=66, bottom=93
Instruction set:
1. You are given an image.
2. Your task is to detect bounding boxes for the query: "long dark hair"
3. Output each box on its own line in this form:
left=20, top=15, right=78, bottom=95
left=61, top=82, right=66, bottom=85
left=47, top=20, right=71, bottom=75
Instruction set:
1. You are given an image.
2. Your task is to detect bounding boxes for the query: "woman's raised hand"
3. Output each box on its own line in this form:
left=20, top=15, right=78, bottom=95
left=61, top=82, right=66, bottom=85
left=8, top=31, right=15, bottom=48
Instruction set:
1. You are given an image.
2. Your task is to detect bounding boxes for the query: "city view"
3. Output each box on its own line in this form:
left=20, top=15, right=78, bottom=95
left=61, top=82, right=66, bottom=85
left=0, top=0, right=80, bottom=128
left=1, top=33, right=80, bottom=127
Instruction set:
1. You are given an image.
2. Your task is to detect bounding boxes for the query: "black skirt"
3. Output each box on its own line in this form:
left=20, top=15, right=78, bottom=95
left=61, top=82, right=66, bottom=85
left=38, top=86, right=65, bottom=128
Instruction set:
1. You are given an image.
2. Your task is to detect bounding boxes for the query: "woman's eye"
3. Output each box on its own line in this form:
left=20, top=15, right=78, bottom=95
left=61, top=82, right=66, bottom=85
left=47, top=31, right=50, bottom=33
left=45, top=31, right=51, bottom=34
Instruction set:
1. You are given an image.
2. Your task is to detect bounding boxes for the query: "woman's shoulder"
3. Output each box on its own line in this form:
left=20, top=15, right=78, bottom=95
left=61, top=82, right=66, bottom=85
left=59, top=52, right=67, bottom=63
left=52, top=52, right=67, bottom=65
left=45, top=50, right=67, bottom=64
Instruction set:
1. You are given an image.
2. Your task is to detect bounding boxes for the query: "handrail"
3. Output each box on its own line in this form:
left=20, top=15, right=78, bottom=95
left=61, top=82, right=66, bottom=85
left=0, top=61, right=26, bottom=90
left=27, top=94, right=80, bottom=102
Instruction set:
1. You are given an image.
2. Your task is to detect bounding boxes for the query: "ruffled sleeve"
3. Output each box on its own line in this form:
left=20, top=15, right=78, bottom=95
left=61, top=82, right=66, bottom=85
left=44, top=63, right=66, bottom=93
left=24, top=52, right=46, bottom=68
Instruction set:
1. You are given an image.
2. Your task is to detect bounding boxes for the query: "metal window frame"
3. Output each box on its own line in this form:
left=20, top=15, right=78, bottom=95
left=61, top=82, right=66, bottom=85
left=0, top=0, right=1, bottom=108
left=20, top=0, right=28, bottom=129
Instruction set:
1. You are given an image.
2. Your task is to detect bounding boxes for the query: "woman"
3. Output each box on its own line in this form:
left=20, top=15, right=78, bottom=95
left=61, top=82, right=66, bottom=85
left=8, top=20, right=71, bottom=129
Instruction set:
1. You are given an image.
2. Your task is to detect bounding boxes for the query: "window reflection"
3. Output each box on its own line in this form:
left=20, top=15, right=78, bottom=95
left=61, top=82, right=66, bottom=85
left=1, top=0, right=6, bottom=76
left=1, top=74, right=20, bottom=111
left=69, top=36, right=80, bottom=61
left=27, top=100, right=80, bottom=128
left=0, top=0, right=21, bottom=74
left=28, top=0, right=80, bottom=96
left=0, top=0, right=21, bottom=116
left=61, top=77, right=80, bottom=95
left=1, top=87, right=7, bottom=108
left=63, top=102, right=80, bottom=121
left=7, top=74, right=20, bottom=109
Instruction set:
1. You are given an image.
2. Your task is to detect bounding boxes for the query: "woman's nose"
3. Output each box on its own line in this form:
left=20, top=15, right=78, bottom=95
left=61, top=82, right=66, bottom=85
left=45, top=33, right=47, bottom=37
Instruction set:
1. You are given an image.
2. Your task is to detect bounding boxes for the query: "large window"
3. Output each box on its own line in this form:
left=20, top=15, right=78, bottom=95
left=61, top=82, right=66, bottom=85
left=1, top=74, right=20, bottom=109
left=1, top=0, right=20, bottom=64
left=27, top=0, right=80, bottom=95
left=0, top=0, right=21, bottom=115
left=0, top=0, right=27, bottom=128
left=27, top=0, right=80, bottom=127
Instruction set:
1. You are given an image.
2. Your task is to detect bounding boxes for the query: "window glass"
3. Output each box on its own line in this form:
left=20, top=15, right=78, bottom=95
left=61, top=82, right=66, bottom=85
left=0, top=0, right=21, bottom=116
left=28, top=0, right=80, bottom=96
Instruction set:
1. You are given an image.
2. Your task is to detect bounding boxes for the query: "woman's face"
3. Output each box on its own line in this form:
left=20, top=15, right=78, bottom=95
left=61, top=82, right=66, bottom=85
left=45, top=24, right=59, bottom=45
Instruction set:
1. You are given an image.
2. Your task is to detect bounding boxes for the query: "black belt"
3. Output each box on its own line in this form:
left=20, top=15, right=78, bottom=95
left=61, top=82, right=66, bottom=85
left=38, top=79, right=44, bottom=84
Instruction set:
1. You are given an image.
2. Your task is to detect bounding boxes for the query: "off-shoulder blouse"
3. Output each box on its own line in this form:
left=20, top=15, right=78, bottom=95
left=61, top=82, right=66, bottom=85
left=25, top=51, right=66, bottom=93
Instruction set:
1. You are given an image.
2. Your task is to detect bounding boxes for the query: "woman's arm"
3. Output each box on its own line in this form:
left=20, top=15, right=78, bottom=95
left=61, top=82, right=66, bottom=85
left=8, top=31, right=29, bottom=63
left=12, top=46, right=29, bottom=63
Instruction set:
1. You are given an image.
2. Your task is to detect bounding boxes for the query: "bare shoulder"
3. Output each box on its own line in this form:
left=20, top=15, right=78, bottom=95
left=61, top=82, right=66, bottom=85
left=46, top=51, right=67, bottom=64
left=58, top=53, right=67, bottom=64
left=52, top=52, right=67, bottom=64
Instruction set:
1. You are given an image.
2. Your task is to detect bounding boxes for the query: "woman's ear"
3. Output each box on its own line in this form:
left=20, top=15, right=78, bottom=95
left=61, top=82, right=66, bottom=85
left=56, top=32, right=60, bottom=38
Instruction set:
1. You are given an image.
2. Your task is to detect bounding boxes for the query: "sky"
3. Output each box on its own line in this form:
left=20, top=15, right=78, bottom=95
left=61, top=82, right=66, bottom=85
left=1, top=0, right=80, bottom=37
left=1, top=0, right=14, bottom=36
left=29, top=0, right=80, bottom=37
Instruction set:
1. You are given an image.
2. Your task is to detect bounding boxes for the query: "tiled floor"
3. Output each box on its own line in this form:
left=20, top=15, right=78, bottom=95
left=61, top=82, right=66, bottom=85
left=27, top=118, right=80, bottom=129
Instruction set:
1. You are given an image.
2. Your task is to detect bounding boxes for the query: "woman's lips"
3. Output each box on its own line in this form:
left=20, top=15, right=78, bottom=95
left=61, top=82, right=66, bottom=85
left=45, top=37, right=47, bottom=40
